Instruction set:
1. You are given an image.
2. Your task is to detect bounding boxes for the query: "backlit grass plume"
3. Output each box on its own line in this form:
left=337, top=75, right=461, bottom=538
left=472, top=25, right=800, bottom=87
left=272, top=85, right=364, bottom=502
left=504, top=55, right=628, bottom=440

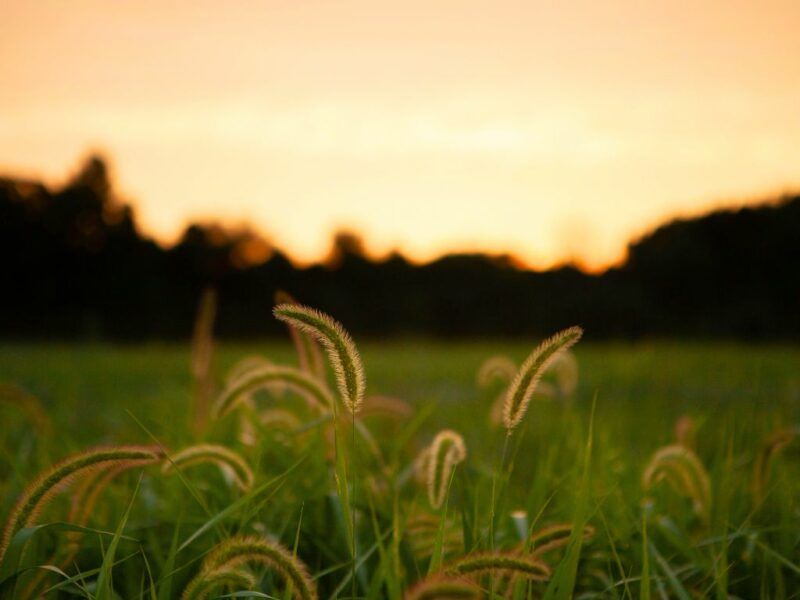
left=476, top=355, right=517, bottom=388
left=642, top=444, right=711, bottom=522
left=162, top=444, right=254, bottom=491
left=419, top=429, right=467, bottom=509
left=752, top=428, right=797, bottom=506
left=273, top=303, right=365, bottom=414
left=181, top=567, right=257, bottom=600
left=404, top=575, right=481, bottom=600
left=445, top=552, right=551, bottom=581
left=213, top=364, right=334, bottom=418
left=0, top=445, right=162, bottom=560
left=275, top=290, right=326, bottom=379
left=502, top=326, right=583, bottom=432
left=184, top=535, right=317, bottom=600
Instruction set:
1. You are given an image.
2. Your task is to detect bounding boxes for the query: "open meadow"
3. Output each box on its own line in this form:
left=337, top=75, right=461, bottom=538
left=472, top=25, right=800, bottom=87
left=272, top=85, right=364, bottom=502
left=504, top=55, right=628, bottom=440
left=1, top=333, right=799, bottom=599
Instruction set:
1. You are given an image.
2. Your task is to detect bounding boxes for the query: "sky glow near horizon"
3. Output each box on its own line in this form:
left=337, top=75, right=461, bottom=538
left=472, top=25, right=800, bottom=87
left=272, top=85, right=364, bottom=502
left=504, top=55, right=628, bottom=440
left=2, top=0, right=800, bottom=269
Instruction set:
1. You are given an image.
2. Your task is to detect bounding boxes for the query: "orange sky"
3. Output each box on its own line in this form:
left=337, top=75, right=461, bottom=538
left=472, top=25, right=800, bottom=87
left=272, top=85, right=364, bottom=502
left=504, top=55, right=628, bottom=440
left=2, top=0, right=799, bottom=270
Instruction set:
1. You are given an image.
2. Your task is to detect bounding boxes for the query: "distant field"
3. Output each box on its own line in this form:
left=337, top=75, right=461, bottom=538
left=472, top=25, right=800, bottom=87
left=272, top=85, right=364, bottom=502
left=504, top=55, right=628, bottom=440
left=1, top=340, right=799, bottom=598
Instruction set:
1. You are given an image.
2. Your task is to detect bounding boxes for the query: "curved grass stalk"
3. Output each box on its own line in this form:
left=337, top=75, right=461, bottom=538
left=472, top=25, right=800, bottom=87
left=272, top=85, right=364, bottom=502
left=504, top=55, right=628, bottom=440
left=477, top=355, right=517, bottom=389
left=404, top=575, right=481, bottom=600
left=213, top=364, right=334, bottom=418
left=502, top=326, right=583, bottom=433
left=0, top=445, right=162, bottom=560
left=425, top=430, right=467, bottom=509
left=0, top=383, right=51, bottom=434
left=162, top=444, right=254, bottom=491
left=273, top=303, right=365, bottom=414
left=188, top=535, right=317, bottom=600
left=752, top=428, right=797, bottom=506
left=445, top=553, right=551, bottom=581
left=181, top=567, right=256, bottom=600
left=275, top=290, right=326, bottom=380
left=642, top=444, right=711, bottom=522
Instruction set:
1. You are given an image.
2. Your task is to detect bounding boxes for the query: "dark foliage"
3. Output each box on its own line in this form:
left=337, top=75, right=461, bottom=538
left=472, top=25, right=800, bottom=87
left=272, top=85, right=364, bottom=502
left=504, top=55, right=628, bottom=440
left=2, top=156, right=798, bottom=340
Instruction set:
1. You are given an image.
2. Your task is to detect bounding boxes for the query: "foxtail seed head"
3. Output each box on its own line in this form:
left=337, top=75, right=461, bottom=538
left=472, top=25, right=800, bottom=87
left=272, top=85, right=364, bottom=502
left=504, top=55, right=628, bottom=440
left=476, top=355, right=517, bottom=389
left=181, top=567, right=257, bottom=600
left=502, top=326, right=583, bottom=433
left=445, top=552, right=551, bottom=581
left=213, top=364, right=334, bottom=418
left=273, top=304, right=365, bottom=414
left=752, top=428, right=797, bottom=506
left=642, top=444, right=711, bottom=522
left=193, top=535, right=317, bottom=600
left=162, top=444, right=254, bottom=491
left=527, top=522, right=596, bottom=557
left=274, top=291, right=326, bottom=380
left=425, top=430, right=467, bottom=509
left=0, top=445, right=162, bottom=560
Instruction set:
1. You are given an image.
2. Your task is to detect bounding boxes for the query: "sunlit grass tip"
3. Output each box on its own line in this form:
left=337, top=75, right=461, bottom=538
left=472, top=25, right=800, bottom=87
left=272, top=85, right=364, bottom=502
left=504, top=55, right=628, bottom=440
left=273, top=303, right=365, bottom=414
left=502, top=326, right=583, bottom=432
left=0, top=445, right=162, bottom=560
left=162, top=444, right=254, bottom=491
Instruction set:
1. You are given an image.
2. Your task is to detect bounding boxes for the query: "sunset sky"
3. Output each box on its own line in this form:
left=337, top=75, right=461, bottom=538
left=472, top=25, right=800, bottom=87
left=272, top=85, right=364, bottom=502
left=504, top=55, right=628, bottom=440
left=2, top=1, right=799, bottom=269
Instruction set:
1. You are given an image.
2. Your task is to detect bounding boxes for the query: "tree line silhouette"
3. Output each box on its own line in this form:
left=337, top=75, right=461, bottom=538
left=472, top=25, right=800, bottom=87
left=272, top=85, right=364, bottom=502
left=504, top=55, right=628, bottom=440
left=2, top=155, right=798, bottom=340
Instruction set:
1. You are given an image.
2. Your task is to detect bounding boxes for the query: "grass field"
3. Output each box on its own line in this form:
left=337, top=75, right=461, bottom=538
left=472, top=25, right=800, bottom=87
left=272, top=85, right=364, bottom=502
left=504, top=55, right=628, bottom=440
left=1, top=338, right=799, bottom=599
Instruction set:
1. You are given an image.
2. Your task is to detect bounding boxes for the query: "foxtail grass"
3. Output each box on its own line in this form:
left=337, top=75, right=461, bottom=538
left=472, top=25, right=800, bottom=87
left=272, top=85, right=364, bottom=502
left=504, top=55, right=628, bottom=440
left=275, top=290, right=326, bottom=379
left=477, top=355, right=517, bottom=388
left=674, top=415, right=698, bottom=449
left=181, top=567, right=257, bottom=600
left=445, top=552, right=551, bottom=581
left=0, top=445, right=162, bottom=560
left=184, top=535, right=317, bottom=600
left=273, top=303, right=365, bottom=414
left=404, top=575, right=481, bottom=600
left=502, top=326, right=583, bottom=433
left=162, top=444, right=254, bottom=491
left=752, top=428, right=796, bottom=507
left=418, top=430, right=467, bottom=510
left=213, top=364, right=334, bottom=418
left=525, top=522, right=596, bottom=557
left=642, top=444, right=711, bottom=522
left=0, top=383, right=51, bottom=435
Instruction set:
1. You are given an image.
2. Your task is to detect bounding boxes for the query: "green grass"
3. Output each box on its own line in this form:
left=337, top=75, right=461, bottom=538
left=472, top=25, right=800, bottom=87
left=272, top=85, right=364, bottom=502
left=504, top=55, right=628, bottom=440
left=1, top=340, right=799, bottom=599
